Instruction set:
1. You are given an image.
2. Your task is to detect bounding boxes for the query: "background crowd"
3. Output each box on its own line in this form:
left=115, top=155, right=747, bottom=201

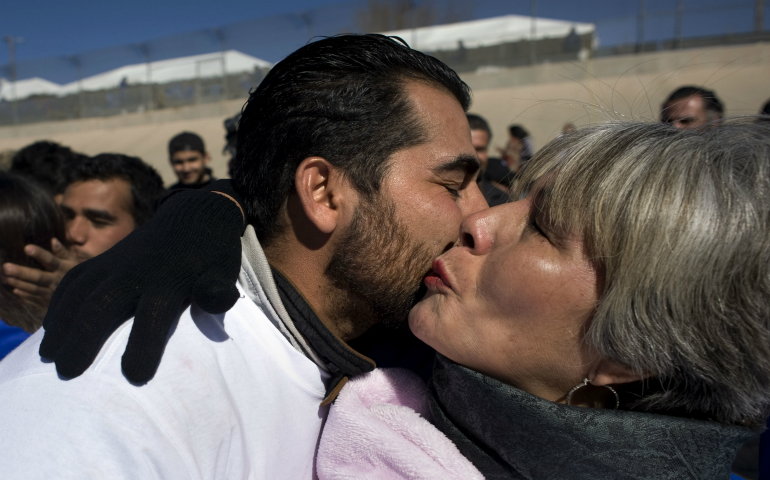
left=1, top=84, right=769, bottom=357
left=0, top=76, right=769, bottom=479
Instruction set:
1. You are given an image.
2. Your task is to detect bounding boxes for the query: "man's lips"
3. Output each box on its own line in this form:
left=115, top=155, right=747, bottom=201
left=423, top=259, right=452, bottom=292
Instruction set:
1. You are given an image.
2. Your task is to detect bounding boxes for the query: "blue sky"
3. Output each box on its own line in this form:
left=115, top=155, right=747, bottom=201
left=1, top=0, right=762, bottom=82
left=0, top=0, right=346, bottom=63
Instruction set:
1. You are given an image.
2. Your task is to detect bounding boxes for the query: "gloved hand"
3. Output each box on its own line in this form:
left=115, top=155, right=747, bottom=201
left=40, top=180, right=246, bottom=384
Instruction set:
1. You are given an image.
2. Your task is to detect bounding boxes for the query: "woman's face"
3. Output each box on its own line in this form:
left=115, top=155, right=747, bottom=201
left=409, top=188, right=601, bottom=402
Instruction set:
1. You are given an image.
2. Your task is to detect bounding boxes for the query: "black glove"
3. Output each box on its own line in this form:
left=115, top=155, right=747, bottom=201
left=40, top=180, right=246, bottom=384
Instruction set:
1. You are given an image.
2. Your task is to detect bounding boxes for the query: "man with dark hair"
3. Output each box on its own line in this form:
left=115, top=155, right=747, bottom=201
left=168, top=131, right=214, bottom=189
left=1, top=153, right=164, bottom=307
left=759, top=98, right=770, bottom=123
left=62, top=153, right=165, bottom=261
left=466, top=113, right=492, bottom=167
left=500, top=124, right=534, bottom=172
left=466, top=113, right=510, bottom=207
left=661, top=86, right=724, bottom=129
left=9, top=141, right=87, bottom=203
left=0, top=35, right=485, bottom=479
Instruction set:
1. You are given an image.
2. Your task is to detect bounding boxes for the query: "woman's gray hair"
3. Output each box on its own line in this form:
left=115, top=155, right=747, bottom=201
left=514, top=120, right=770, bottom=428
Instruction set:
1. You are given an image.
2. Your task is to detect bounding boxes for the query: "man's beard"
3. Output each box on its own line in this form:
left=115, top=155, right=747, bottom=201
left=325, top=195, right=438, bottom=330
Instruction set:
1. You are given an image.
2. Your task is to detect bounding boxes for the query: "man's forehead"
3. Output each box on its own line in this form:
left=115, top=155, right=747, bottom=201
left=470, top=129, right=490, bottom=145
left=63, top=178, right=132, bottom=210
left=666, top=95, right=705, bottom=113
left=171, top=150, right=204, bottom=160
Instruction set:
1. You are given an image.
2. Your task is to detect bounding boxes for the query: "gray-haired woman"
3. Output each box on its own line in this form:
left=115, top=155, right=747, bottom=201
left=318, top=120, right=770, bottom=479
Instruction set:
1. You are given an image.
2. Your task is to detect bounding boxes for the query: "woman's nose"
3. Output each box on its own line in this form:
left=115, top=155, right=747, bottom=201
left=457, top=201, right=526, bottom=255
left=457, top=207, right=496, bottom=255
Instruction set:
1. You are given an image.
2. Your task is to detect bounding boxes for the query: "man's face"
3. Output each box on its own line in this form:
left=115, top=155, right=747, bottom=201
left=61, top=178, right=136, bottom=262
left=326, top=81, right=488, bottom=327
left=662, top=95, right=718, bottom=129
left=171, top=150, right=210, bottom=184
left=470, top=128, right=490, bottom=170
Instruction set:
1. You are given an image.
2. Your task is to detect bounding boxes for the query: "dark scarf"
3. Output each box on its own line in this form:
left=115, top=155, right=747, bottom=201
left=271, top=268, right=375, bottom=401
left=428, top=354, right=754, bottom=480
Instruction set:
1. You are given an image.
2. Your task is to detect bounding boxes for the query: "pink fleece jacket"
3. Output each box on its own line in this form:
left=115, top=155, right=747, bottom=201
left=316, top=368, right=483, bottom=480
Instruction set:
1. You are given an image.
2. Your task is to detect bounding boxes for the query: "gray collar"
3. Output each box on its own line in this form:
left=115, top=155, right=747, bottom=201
left=238, top=225, right=328, bottom=371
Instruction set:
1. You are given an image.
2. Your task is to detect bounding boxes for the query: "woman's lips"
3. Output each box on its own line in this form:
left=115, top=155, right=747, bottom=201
left=424, top=259, right=452, bottom=292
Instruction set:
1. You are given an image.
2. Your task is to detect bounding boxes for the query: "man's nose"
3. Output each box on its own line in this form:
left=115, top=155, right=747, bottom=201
left=66, top=218, right=88, bottom=245
left=462, top=180, right=492, bottom=216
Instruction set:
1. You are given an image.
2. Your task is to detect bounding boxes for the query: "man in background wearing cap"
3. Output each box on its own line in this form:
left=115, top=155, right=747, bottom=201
left=467, top=113, right=510, bottom=207
left=660, top=86, right=724, bottom=130
left=168, top=132, right=215, bottom=189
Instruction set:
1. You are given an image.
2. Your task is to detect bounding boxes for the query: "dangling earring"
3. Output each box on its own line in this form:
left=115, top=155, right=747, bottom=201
left=565, top=378, right=620, bottom=409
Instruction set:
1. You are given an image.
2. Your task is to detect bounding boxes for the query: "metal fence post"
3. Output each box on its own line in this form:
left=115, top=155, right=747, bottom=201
left=69, top=55, right=85, bottom=118
left=2, top=35, right=22, bottom=124
left=529, top=0, right=538, bottom=64
left=636, top=0, right=646, bottom=53
left=139, top=43, right=153, bottom=111
left=674, top=0, right=684, bottom=48
left=215, top=28, right=228, bottom=100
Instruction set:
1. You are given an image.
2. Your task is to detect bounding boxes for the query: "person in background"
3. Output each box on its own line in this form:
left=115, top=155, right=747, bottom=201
left=467, top=113, right=510, bottom=207
left=9, top=141, right=86, bottom=203
left=223, top=113, right=242, bottom=179
left=0, top=150, right=15, bottom=171
left=661, top=86, right=724, bottom=130
left=0, top=173, right=68, bottom=360
left=1, top=153, right=165, bottom=309
left=500, top=124, right=534, bottom=173
left=759, top=99, right=770, bottom=123
left=561, top=123, right=576, bottom=135
left=168, top=132, right=215, bottom=189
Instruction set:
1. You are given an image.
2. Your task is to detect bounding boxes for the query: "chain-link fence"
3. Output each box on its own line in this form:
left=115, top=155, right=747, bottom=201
left=1, top=0, right=766, bottom=126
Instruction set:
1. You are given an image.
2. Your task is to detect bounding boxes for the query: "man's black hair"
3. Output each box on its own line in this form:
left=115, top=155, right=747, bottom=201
left=232, top=34, right=471, bottom=245
left=466, top=113, right=492, bottom=138
left=10, top=141, right=86, bottom=196
left=66, top=154, right=165, bottom=227
left=663, top=86, right=724, bottom=116
left=508, top=125, right=530, bottom=140
left=169, top=132, right=206, bottom=158
left=760, top=99, right=770, bottom=122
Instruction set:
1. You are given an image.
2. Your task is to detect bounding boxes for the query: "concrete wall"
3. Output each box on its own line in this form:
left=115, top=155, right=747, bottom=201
left=0, top=42, right=768, bottom=186
left=465, top=42, right=770, bottom=156
left=0, top=100, right=246, bottom=185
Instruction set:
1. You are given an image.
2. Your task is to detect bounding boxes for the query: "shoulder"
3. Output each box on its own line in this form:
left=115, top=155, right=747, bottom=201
left=0, top=288, right=328, bottom=478
left=0, top=329, right=195, bottom=479
left=317, top=368, right=482, bottom=480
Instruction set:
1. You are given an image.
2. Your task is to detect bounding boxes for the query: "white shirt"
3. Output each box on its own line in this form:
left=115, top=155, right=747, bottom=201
left=0, top=277, right=330, bottom=479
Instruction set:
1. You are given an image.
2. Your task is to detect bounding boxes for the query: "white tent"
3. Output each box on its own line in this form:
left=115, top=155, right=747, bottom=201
left=0, top=50, right=271, bottom=101
left=0, top=77, right=62, bottom=102
left=382, top=14, right=594, bottom=52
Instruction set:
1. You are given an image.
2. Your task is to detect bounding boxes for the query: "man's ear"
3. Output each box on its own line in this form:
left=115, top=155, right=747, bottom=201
left=204, top=152, right=211, bottom=165
left=294, top=157, right=349, bottom=234
left=589, top=358, right=649, bottom=387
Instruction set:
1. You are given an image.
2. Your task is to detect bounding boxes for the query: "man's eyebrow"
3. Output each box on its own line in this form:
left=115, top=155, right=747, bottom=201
left=433, top=154, right=480, bottom=176
left=60, top=204, right=75, bottom=216
left=83, top=209, right=118, bottom=222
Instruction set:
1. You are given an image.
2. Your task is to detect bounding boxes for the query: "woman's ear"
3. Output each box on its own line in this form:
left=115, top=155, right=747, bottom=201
left=293, top=157, right=347, bottom=234
left=589, top=358, right=648, bottom=387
